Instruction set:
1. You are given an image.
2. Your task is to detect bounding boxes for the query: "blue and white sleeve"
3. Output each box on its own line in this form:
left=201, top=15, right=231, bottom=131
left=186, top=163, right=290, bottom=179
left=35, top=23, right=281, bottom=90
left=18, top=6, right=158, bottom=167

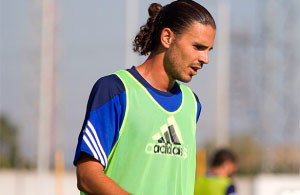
left=73, top=74, right=126, bottom=168
left=226, top=184, right=237, bottom=195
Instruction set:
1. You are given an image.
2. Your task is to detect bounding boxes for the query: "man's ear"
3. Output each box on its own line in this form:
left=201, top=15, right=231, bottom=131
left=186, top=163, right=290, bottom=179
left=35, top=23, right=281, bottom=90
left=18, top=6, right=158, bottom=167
left=160, top=28, right=175, bottom=49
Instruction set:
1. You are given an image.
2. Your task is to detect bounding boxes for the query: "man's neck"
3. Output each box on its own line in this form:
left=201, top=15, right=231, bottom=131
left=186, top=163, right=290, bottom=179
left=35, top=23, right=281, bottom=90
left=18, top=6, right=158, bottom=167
left=210, top=167, right=228, bottom=177
left=136, top=51, right=175, bottom=92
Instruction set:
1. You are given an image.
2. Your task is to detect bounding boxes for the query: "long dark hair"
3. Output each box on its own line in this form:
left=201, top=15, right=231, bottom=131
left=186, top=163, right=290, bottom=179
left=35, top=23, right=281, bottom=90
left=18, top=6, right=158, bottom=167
left=133, top=0, right=216, bottom=56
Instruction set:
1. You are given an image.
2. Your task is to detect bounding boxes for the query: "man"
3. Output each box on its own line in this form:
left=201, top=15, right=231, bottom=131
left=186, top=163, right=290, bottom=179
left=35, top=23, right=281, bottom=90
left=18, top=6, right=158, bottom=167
left=194, top=149, right=238, bottom=195
left=74, top=1, right=216, bottom=194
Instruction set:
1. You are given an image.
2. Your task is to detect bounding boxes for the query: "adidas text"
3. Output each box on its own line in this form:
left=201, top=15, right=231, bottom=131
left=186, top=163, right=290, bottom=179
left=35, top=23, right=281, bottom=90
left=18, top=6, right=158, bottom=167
left=145, top=143, right=187, bottom=159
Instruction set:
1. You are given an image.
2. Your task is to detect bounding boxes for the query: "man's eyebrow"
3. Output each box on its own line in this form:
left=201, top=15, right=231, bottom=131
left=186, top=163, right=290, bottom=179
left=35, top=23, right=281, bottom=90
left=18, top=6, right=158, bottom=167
left=193, top=43, right=214, bottom=51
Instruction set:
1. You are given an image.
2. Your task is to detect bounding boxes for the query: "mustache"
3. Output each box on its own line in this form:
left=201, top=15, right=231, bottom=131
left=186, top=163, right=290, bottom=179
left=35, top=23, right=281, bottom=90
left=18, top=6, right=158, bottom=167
left=191, top=63, right=203, bottom=68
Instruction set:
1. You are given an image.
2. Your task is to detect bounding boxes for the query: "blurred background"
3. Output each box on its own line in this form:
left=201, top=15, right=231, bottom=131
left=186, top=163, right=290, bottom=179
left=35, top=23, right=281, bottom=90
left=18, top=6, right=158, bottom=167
left=1, top=0, right=299, bottom=194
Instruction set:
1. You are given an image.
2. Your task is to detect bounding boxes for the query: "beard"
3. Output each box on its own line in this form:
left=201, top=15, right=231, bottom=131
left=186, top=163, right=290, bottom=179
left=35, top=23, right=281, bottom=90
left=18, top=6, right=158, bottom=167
left=163, top=55, right=193, bottom=83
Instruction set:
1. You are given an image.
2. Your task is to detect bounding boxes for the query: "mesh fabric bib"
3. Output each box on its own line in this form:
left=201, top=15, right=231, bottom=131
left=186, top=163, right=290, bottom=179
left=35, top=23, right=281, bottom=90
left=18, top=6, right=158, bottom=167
left=81, top=70, right=197, bottom=195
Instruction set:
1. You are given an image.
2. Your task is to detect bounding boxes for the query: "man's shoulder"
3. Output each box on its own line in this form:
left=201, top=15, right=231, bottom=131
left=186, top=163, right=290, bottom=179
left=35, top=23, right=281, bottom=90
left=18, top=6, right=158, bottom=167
left=178, top=83, right=200, bottom=104
left=88, top=73, right=126, bottom=111
left=226, top=184, right=237, bottom=195
left=93, top=73, right=125, bottom=94
left=192, top=91, right=200, bottom=104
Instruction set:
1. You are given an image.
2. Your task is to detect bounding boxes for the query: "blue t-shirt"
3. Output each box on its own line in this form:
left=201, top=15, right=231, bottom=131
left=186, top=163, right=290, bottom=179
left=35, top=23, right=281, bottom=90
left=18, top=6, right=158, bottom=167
left=73, top=66, right=201, bottom=167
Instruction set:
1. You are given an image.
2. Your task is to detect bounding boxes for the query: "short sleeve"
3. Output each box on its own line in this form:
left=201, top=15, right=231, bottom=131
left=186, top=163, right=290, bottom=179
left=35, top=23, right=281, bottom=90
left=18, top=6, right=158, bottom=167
left=73, top=74, right=126, bottom=168
left=226, top=184, right=237, bottom=195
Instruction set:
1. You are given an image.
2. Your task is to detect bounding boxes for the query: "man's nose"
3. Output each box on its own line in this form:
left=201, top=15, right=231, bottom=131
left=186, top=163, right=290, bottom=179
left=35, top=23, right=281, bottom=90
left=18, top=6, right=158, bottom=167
left=198, top=51, right=209, bottom=64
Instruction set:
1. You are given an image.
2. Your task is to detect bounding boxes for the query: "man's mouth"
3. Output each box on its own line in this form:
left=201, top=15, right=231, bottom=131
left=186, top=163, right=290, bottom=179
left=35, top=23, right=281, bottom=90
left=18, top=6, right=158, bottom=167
left=190, top=65, right=202, bottom=75
left=190, top=67, right=198, bottom=75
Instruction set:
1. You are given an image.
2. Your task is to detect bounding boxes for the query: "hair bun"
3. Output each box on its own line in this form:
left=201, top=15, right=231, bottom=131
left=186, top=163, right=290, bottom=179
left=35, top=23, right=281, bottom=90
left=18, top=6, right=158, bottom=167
left=148, top=3, right=162, bottom=18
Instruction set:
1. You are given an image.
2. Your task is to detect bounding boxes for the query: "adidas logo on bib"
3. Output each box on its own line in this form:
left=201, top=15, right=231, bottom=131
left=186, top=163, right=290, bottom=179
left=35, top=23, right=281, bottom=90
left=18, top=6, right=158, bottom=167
left=145, top=116, right=188, bottom=159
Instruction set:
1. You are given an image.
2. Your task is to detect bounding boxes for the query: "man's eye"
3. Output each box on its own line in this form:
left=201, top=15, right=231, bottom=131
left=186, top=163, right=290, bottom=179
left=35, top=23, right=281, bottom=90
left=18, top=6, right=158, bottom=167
left=194, top=45, right=206, bottom=50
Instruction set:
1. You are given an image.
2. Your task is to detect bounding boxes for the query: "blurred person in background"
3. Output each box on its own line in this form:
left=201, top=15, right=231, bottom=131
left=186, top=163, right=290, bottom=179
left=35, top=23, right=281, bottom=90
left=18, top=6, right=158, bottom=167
left=194, top=148, right=238, bottom=195
left=73, top=0, right=216, bottom=194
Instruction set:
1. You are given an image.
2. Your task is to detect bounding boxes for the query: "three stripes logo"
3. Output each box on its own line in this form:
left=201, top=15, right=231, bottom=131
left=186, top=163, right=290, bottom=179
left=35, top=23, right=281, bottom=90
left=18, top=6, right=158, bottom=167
left=82, top=121, right=108, bottom=168
left=145, top=116, right=187, bottom=159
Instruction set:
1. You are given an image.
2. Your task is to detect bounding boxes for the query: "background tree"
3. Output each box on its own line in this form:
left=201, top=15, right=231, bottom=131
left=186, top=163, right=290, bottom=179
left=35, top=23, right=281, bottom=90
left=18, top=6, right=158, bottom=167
left=0, top=114, right=21, bottom=168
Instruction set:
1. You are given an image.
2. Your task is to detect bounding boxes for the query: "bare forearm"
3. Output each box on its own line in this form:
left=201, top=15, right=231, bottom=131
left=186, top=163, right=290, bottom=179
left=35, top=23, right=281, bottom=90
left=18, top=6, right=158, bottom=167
left=77, top=169, right=130, bottom=195
left=76, top=153, right=130, bottom=195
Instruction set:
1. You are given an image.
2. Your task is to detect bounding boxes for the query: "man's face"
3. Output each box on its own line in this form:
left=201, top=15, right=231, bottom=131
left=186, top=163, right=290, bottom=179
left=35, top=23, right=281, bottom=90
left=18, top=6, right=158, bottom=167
left=224, top=160, right=237, bottom=177
left=164, top=22, right=216, bottom=83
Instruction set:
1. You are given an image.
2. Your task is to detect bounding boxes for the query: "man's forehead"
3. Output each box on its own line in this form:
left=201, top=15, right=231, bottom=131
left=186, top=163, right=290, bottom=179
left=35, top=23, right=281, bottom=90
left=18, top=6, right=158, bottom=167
left=186, top=23, right=214, bottom=35
left=182, top=23, right=215, bottom=43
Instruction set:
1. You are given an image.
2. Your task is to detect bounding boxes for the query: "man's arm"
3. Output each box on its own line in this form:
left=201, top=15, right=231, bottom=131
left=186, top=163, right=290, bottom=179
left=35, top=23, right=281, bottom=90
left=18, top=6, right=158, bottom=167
left=76, top=153, right=130, bottom=195
left=226, top=184, right=237, bottom=195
